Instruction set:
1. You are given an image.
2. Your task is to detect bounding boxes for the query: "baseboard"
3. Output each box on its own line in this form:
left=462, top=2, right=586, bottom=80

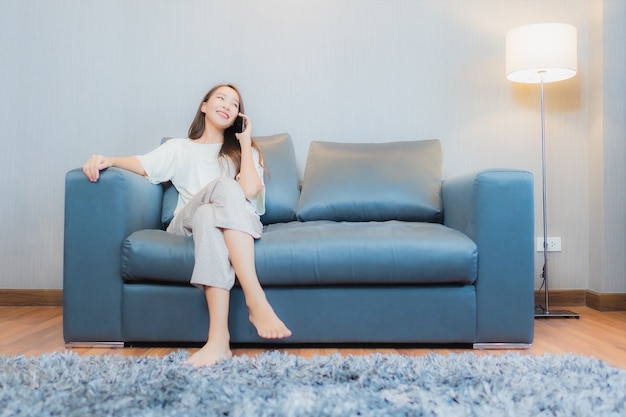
left=535, top=289, right=626, bottom=311
left=534, top=289, right=586, bottom=307
left=585, top=290, right=626, bottom=312
left=0, top=289, right=63, bottom=306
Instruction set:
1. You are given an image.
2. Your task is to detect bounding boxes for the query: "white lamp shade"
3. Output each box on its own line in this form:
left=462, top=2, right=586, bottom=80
left=506, top=23, right=577, bottom=84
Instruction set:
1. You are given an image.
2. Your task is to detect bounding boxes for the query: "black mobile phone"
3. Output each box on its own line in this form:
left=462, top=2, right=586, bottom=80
left=233, top=116, right=245, bottom=133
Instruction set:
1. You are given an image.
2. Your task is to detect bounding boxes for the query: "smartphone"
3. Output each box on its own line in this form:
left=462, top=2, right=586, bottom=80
left=233, top=116, right=245, bottom=133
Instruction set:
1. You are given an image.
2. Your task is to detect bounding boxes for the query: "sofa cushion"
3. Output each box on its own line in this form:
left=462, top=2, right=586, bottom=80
left=122, top=229, right=194, bottom=284
left=159, top=134, right=300, bottom=228
left=297, top=140, right=443, bottom=222
left=255, top=220, right=477, bottom=286
left=159, top=137, right=178, bottom=229
left=161, top=181, right=178, bottom=229
left=255, top=134, right=300, bottom=225
left=121, top=221, right=477, bottom=287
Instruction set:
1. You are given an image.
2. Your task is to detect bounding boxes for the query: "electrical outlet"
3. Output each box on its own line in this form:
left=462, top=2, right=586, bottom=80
left=536, top=237, right=562, bottom=252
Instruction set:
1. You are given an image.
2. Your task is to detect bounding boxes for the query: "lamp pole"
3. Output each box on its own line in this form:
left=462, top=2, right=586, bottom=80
left=535, top=75, right=579, bottom=319
left=540, top=76, right=550, bottom=314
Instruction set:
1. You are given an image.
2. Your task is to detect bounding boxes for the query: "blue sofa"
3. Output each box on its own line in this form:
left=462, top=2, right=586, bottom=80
left=63, top=135, right=535, bottom=348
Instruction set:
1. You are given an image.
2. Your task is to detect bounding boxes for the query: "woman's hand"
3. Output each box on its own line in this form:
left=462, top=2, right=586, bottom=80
left=235, top=113, right=252, bottom=148
left=82, top=154, right=112, bottom=182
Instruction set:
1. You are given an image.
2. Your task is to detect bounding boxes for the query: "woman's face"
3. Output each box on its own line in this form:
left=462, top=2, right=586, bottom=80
left=201, top=86, right=240, bottom=130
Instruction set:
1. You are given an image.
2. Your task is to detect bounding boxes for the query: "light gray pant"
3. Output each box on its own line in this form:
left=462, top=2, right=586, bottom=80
left=167, top=177, right=262, bottom=290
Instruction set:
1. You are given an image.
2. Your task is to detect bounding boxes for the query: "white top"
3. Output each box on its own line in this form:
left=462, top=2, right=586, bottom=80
left=136, top=138, right=265, bottom=216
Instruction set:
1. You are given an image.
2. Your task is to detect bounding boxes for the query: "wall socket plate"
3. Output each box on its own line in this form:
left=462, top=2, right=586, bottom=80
left=537, top=237, right=562, bottom=252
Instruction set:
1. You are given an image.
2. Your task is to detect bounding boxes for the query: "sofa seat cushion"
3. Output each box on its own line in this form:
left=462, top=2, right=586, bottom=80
left=256, top=220, right=477, bottom=286
left=122, top=229, right=195, bottom=284
left=122, top=221, right=477, bottom=287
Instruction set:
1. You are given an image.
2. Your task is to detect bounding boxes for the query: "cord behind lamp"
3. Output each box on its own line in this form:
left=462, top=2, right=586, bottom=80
left=505, top=23, right=580, bottom=319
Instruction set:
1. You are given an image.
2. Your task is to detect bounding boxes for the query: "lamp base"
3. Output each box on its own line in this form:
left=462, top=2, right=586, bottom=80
left=535, top=305, right=580, bottom=319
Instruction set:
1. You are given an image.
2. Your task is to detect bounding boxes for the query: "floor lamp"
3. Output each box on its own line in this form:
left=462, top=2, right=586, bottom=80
left=505, top=23, right=580, bottom=319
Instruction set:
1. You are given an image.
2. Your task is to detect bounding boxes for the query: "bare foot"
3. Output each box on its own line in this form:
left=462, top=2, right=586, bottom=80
left=184, top=341, right=232, bottom=367
left=248, top=298, right=292, bottom=339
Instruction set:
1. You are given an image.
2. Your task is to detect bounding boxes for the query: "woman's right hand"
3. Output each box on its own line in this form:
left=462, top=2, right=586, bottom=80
left=82, top=154, right=112, bottom=182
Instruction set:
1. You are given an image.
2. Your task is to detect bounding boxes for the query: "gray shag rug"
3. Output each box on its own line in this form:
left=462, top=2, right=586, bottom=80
left=1, top=351, right=625, bottom=416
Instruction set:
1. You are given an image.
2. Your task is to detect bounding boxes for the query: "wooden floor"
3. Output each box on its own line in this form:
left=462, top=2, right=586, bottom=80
left=1, top=306, right=625, bottom=368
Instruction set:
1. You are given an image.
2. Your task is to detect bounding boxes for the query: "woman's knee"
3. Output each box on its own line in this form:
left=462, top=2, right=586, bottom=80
left=200, top=176, right=244, bottom=205
left=215, top=177, right=244, bottom=198
left=192, top=204, right=216, bottom=229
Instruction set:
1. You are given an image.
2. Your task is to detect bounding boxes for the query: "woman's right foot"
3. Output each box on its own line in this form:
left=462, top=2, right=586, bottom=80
left=248, top=298, right=292, bottom=339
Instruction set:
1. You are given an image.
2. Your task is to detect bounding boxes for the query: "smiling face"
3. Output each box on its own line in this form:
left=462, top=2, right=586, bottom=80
left=201, top=86, right=241, bottom=131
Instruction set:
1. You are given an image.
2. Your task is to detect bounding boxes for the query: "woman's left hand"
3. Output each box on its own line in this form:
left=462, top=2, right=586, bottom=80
left=235, top=113, right=252, bottom=147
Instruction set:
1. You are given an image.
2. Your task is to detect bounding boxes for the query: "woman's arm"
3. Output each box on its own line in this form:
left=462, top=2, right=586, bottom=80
left=238, top=146, right=263, bottom=198
left=235, top=115, right=263, bottom=199
left=83, top=155, right=146, bottom=182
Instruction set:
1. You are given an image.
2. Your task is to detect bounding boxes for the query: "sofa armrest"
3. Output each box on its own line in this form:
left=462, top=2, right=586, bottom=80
left=442, top=169, right=535, bottom=344
left=63, top=167, right=163, bottom=343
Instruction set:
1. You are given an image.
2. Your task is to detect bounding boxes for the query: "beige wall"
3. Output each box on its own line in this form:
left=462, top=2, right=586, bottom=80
left=0, top=0, right=623, bottom=292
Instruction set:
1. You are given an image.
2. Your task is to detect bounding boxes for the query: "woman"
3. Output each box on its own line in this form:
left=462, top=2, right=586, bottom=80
left=83, top=84, right=291, bottom=367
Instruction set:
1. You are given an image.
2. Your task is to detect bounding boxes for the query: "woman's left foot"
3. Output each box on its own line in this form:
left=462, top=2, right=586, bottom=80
left=184, top=341, right=232, bottom=367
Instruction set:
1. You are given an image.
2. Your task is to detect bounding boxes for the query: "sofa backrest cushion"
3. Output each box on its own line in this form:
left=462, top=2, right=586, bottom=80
left=255, top=133, right=301, bottom=224
left=161, top=181, right=179, bottom=229
left=296, top=140, right=442, bottom=222
left=159, top=134, right=300, bottom=227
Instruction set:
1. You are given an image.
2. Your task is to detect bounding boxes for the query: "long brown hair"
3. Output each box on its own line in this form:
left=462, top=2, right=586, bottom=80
left=188, top=84, right=263, bottom=176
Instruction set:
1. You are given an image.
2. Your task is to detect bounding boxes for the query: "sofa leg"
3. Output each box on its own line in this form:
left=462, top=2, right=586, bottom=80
left=65, top=342, right=125, bottom=349
left=473, top=343, right=532, bottom=350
